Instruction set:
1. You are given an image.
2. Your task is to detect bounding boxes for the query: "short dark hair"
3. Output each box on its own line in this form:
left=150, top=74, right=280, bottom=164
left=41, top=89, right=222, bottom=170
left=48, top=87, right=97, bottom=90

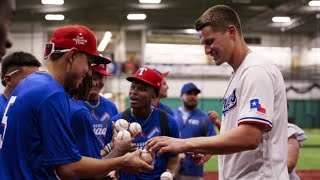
left=194, top=5, right=243, bottom=36
left=1, top=51, right=41, bottom=80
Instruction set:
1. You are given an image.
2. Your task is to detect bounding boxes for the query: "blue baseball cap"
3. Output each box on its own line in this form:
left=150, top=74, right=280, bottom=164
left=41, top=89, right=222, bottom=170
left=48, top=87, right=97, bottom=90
left=181, top=82, right=201, bottom=95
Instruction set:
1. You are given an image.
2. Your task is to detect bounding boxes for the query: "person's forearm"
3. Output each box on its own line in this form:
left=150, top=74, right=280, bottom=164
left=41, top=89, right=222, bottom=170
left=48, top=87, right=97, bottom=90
left=184, top=124, right=263, bottom=155
left=56, top=156, right=125, bottom=179
left=166, top=155, right=179, bottom=175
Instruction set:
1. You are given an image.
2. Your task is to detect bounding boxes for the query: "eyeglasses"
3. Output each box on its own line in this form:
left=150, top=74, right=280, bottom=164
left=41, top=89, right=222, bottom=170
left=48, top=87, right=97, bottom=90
left=44, top=43, right=71, bottom=59
left=6, top=69, right=20, bottom=76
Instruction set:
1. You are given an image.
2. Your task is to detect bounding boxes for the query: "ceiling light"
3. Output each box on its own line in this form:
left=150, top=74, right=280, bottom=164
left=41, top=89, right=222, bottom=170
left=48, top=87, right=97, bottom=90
left=272, top=16, right=291, bottom=23
left=309, top=0, right=320, bottom=6
left=127, top=14, right=147, bottom=20
left=139, top=0, right=161, bottom=4
left=98, top=31, right=112, bottom=52
left=45, top=14, right=65, bottom=21
left=41, top=0, right=64, bottom=5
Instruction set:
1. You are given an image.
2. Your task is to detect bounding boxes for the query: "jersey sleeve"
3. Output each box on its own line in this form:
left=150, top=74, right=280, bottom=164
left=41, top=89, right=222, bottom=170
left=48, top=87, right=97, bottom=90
left=288, top=123, right=307, bottom=147
left=237, top=66, right=274, bottom=131
left=39, top=93, right=82, bottom=166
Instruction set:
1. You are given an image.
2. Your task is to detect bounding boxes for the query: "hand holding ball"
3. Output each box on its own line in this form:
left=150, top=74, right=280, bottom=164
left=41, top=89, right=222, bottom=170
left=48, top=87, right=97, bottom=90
left=116, top=130, right=131, bottom=140
left=140, top=149, right=155, bottom=165
left=128, top=122, right=142, bottom=137
left=115, top=119, right=129, bottom=131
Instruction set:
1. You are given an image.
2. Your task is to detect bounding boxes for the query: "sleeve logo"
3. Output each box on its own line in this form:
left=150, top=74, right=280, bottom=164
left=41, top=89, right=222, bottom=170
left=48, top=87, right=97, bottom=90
left=250, top=98, right=266, bottom=114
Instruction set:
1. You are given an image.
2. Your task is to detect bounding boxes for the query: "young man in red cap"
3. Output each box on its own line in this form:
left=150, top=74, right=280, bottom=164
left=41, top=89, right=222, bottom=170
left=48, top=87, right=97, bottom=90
left=105, top=67, right=180, bottom=180
left=152, top=69, right=174, bottom=116
left=79, top=64, right=118, bottom=148
left=0, top=25, right=153, bottom=179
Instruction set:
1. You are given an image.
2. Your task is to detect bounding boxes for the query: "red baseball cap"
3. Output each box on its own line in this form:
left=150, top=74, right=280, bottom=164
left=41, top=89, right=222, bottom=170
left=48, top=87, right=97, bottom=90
left=127, top=67, right=163, bottom=90
left=92, top=64, right=111, bottom=76
left=153, top=68, right=169, bottom=77
left=50, top=25, right=111, bottom=64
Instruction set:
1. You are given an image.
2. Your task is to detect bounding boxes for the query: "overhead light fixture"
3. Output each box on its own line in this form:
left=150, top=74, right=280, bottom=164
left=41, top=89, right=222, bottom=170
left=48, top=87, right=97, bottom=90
left=41, top=0, right=64, bottom=5
left=139, top=0, right=161, bottom=4
left=272, top=16, right=291, bottom=23
left=127, top=14, right=147, bottom=20
left=309, top=0, right=320, bottom=6
left=98, top=31, right=112, bottom=52
left=45, top=14, right=65, bottom=21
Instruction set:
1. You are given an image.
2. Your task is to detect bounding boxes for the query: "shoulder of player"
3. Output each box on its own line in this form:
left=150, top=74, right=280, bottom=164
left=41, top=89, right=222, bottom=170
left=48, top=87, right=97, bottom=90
left=69, top=99, right=91, bottom=116
left=110, top=112, right=124, bottom=122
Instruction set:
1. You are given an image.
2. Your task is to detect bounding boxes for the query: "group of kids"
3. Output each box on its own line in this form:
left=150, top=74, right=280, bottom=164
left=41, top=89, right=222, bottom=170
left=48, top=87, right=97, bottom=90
left=0, top=1, right=309, bottom=179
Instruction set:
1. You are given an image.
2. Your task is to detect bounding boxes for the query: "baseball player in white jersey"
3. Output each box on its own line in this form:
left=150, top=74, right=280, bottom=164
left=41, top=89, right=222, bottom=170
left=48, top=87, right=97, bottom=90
left=146, top=5, right=289, bottom=180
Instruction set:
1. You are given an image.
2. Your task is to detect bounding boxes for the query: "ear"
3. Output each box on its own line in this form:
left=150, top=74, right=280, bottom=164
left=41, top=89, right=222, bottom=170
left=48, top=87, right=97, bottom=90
left=66, top=48, right=78, bottom=65
left=228, top=25, right=237, bottom=39
left=4, top=75, right=13, bottom=86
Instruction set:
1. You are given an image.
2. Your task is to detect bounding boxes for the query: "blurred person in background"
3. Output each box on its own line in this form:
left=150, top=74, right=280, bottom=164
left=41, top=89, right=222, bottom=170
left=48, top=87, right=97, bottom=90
left=0, top=0, right=15, bottom=62
left=0, top=51, right=41, bottom=147
left=287, top=118, right=307, bottom=180
left=152, top=69, right=174, bottom=116
left=78, top=64, right=118, bottom=148
left=173, top=82, right=216, bottom=180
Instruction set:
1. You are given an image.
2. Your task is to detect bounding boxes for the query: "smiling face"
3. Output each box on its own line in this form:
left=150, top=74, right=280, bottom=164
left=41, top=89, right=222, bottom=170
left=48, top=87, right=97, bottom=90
left=0, top=0, right=15, bottom=61
left=90, top=71, right=107, bottom=96
left=65, top=52, right=93, bottom=90
left=198, top=25, right=236, bottom=66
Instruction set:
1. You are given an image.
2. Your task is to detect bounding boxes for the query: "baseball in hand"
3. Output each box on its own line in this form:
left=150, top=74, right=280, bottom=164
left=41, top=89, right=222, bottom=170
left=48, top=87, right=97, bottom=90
left=128, top=122, right=142, bottom=137
left=140, top=149, right=155, bottom=165
left=160, top=171, right=174, bottom=180
left=116, top=130, right=131, bottom=140
left=115, top=119, right=129, bottom=131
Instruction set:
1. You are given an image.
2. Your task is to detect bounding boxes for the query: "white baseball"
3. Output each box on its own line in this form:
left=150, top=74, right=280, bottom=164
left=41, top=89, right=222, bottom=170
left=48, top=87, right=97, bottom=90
left=116, top=130, right=131, bottom=140
left=128, top=122, right=142, bottom=137
left=115, top=119, right=129, bottom=131
left=160, top=171, right=174, bottom=180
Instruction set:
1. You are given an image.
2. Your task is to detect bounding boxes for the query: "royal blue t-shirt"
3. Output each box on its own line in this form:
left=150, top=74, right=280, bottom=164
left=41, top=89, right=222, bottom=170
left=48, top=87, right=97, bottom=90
left=173, top=108, right=216, bottom=177
left=105, top=108, right=179, bottom=180
left=79, top=96, right=118, bottom=147
left=69, top=98, right=102, bottom=159
left=0, top=72, right=82, bottom=179
left=157, top=102, right=174, bottom=116
left=0, top=94, right=8, bottom=145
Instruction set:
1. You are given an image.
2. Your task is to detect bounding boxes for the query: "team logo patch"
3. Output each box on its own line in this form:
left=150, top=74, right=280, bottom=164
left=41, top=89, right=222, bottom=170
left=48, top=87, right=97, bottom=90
left=73, top=33, right=88, bottom=45
left=222, top=89, right=237, bottom=115
left=250, top=98, right=266, bottom=114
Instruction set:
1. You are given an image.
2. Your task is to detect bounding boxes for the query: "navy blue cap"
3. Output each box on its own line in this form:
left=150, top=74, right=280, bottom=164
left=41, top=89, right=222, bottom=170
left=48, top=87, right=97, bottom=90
left=181, top=82, right=201, bottom=95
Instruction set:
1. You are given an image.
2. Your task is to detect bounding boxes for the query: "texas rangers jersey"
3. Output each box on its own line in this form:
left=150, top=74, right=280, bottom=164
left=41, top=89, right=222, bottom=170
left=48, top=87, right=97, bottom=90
left=79, top=96, right=118, bottom=147
left=105, top=108, right=179, bottom=180
left=69, top=98, right=102, bottom=159
left=173, top=107, right=216, bottom=177
left=219, top=52, right=288, bottom=180
left=288, top=123, right=307, bottom=180
left=0, top=72, right=82, bottom=179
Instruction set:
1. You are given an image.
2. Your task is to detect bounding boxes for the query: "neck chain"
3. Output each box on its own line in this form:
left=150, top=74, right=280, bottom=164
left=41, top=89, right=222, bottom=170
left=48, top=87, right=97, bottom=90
left=220, top=48, right=251, bottom=103
left=85, top=97, right=101, bottom=110
left=131, top=106, right=154, bottom=126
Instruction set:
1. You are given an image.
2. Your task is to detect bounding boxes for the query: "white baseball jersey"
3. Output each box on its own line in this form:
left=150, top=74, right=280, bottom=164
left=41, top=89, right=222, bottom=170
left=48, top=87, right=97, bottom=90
left=288, top=123, right=307, bottom=180
left=219, top=52, right=289, bottom=180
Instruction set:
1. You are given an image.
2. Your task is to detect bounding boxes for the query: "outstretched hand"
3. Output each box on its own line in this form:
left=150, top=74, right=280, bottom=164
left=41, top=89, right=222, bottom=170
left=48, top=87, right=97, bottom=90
left=188, top=152, right=212, bottom=166
left=110, top=122, right=136, bottom=157
left=146, top=136, right=188, bottom=156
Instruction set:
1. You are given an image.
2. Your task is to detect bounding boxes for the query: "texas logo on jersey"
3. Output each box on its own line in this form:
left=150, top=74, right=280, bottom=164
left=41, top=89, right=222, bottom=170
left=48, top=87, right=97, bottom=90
left=250, top=98, right=266, bottom=114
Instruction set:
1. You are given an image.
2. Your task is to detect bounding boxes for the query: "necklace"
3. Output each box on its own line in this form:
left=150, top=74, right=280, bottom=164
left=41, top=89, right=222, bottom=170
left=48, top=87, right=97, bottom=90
left=85, top=97, right=101, bottom=110
left=220, top=48, right=251, bottom=103
left=131, top=106, right=154, bottom=127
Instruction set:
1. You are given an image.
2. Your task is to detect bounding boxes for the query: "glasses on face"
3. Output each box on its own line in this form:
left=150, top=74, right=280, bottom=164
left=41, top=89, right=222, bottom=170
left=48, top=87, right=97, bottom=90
left=6, top=69, right=20, bottom=76
left=44, top=43, right=71, bottom=59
